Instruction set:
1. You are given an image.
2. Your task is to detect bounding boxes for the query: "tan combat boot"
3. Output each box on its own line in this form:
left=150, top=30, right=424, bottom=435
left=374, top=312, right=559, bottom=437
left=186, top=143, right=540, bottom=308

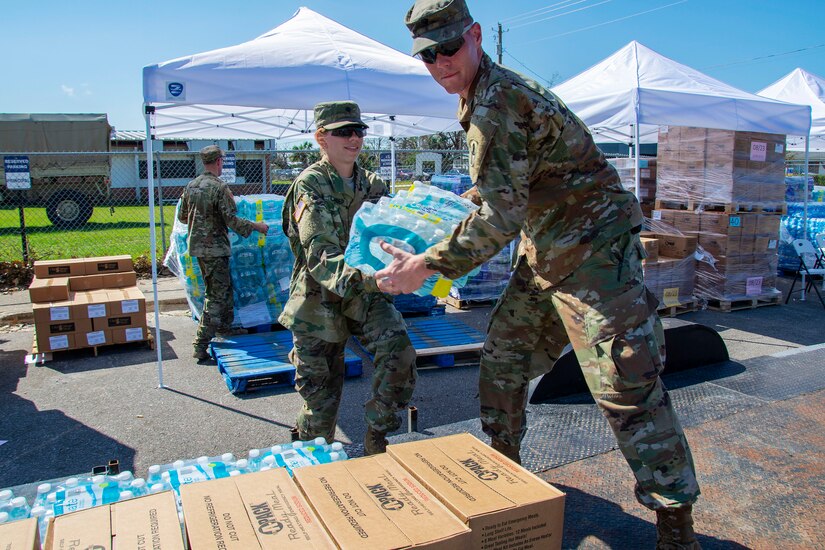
left=364, top=427, right=388, bottom=456
left=656, top=505, right=701, bottom=549
left=491, top=438, right=521, bottom=465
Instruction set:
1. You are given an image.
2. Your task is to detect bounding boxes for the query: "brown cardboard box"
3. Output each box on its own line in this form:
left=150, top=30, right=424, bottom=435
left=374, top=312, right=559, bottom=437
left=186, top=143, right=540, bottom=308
left=107, top=287, right=147, bottom=316
left=0, top=517, right=40, bottom=550
left=294, top=454, right=473, bottom=549
left=111, top=326, right=149, bottom=344
left=71, top=290, right=110, bottom=320
left=102, top=271, right=138, bottom=288
left=640, top=237, right=659, bottom=262
left=28, top=276, right=70, bottom=303
left=80, top=329, right=112, bottom=348
left=68, top=274, right=105, bottom=291
left=32, top=300, right=76, bottom=325
left=35, top=318, right=92, bottom=352
left=33, top=258, right=86, bottom=278
left=94, top=313, right=146, bottom=332
left=44, top=491, right=184, bottom=550
left=180, top=476, right=265, bottom=550
left=387, top=433, right=565, bottom=550
left=233, top=469, right=337, bottom=549
left=84, top=255, right=133, bottom=275
left=656, top=234, right=697, bottom=258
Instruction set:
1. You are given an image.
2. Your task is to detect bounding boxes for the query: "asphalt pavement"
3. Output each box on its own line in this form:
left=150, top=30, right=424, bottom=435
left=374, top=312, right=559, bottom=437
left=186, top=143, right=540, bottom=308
left=1, top=275, right=824, bottom=548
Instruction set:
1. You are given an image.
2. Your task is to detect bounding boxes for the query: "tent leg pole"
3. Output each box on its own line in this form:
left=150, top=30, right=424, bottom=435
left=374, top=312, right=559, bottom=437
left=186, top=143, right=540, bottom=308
left=634, top=118, right=641, bottom=199
left=804, top=133, right=810, bottom=240
left=145, top=107, right=165, bottom=389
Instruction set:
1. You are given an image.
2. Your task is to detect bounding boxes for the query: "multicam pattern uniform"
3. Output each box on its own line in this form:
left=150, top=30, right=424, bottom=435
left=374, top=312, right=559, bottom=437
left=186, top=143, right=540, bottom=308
left=178, top=172, right=255, bottom=351
left=423, top=54, right=700, bottom=510
left=279, top=159, right=417, bottom=441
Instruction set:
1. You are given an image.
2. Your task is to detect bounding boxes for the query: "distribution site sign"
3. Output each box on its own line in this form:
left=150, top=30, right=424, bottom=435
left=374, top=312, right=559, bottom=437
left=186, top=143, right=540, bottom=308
left=4, top=156, right=31, bottom=190
left=220, top=153, right=236, bottom=184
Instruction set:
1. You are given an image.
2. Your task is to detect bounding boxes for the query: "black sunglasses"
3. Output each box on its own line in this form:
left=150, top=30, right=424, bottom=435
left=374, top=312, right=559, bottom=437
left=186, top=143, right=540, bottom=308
left=329, top=126, right=367, bottom=138
left=417, top=24, right=473, bottom=64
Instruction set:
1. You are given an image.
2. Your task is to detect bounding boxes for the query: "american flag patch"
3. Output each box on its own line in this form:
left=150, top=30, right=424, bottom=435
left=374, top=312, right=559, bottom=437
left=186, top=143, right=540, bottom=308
left=294, top=198, right=307, bottom=222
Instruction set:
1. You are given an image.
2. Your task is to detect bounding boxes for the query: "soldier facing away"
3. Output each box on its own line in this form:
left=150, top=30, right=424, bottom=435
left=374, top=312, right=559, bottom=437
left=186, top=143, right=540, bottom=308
left=374, top=1, right=702, bottom=547
left=279, top=101, right=417, bottom=455
left=177, top=145, right=268, bottom=361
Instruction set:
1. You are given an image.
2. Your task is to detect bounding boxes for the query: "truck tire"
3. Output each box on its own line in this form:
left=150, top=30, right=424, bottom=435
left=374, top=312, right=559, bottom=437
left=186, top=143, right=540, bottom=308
left=46, top=191, right=94, bottom=228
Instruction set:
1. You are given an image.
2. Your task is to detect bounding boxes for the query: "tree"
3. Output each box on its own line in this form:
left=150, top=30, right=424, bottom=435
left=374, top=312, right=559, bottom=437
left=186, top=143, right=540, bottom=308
left=290, top=141, right=320, bottom=167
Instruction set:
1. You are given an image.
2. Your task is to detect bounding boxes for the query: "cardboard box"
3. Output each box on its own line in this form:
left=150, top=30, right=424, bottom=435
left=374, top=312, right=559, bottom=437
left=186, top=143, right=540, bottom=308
left=33, top=258, right=86, bottom=279
left=81, top=329, right=112, bottom=348
left=111, top=326, right=149, bottom=344
left=640, top=237, right=659, bottom=262
left=44, top=491, right=184, bottom=550
left=32, top=300, right=76, bottom=325
left=233, top=468, right=337, bottom=549
left=0, top=517, right=40, bottom=550
left=107, top=287, right=147, bottom=316
left=387, top=434, right=565, bottom=550
left=35, top=318, right=92, bottom=352
left=68, top=274, right=105, bottom=291
left=102, top=271, right=138, bottom=288
left=94, top=313, right=146, bottom=332
left=84, top=255, right=133, bottom=275
left=28, top=276, right=70, bottom=303
left=71, top=290, right=110, bottom=320
left=656, top=233, right=697, bottom=258
left=294, top=454, right=473, bottom=549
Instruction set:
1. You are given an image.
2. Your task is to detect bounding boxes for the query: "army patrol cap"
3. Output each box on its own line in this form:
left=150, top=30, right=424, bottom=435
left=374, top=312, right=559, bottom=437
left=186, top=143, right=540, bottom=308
left=405, top=0, right=472, bottom=56
left=200, top=145, right=225, bottom=164
left=314, top=101, right=369, bottom=131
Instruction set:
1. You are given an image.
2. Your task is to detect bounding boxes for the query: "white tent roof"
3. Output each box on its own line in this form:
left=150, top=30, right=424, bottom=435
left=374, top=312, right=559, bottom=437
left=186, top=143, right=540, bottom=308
left=758, top=68, right=825, bottom=151
left=552, top=41, right=812, bottom=144
left=142, top=7, right=459, bottom=140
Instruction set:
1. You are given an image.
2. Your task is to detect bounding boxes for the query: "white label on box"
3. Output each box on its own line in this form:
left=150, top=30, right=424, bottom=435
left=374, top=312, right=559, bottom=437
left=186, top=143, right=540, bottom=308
left=775, top=143, right=784, bottom=154
left=50, top=306, right=70, bottom=321
left=640, top=169, right=651, bottom=179
left=746, top=277, right=763, bottom=296
left=121, top=299, right=139, bottom=314
left=124, top=327, right=144, bottom=342
left=653, top=210, right=662, bottom=221
left=86, top=331, right=106, bottom=346
left=49, top=335, right=69, bottom=350
left=750, top=141, right=767, bottom=161
left=729, top=216, right=741, bottom=227
left=663, top=287, right=681, bottom=307
left=87, top=304, right=106, bottom=318
left=768, top=239, right=777, bottom=249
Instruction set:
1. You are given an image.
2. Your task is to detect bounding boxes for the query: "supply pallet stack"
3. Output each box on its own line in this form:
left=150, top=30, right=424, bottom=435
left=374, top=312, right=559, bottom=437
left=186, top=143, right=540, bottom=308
left=653, top=126, right=786, bottom=310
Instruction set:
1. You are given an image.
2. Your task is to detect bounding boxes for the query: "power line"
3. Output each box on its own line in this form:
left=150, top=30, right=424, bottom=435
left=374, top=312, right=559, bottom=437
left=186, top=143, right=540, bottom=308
left=510, top=0, right=613, bottom=30
left=516, top=0, right=687, bottom=46
left=503, top=48, right=556, bottom=87
left=703, top=43, right=825, bottom=70
left=501, top=0, right=585, bottom=24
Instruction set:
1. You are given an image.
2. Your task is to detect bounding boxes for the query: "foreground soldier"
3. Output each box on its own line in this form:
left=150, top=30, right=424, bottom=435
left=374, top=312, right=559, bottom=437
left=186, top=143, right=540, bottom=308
left=279, top=101, right=417, bottom=454
left=177, top=145, right=268, bottom=361
left=375, top=1, right=701, bottom=547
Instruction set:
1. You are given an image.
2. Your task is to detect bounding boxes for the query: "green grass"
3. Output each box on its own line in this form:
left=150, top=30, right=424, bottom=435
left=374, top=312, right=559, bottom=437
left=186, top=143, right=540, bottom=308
left=0, top=205, right=177, bottom=262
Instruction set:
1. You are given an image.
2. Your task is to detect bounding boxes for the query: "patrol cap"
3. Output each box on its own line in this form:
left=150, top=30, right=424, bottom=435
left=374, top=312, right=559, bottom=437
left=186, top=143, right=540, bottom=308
left=405, top=0, right=472, bottom=56
left=314, top=101, right=369, bottom=131
left=200, top=145, right=225, bottom=164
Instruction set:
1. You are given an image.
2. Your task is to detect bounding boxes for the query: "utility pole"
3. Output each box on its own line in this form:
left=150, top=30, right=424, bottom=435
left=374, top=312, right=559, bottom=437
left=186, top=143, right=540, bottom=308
left=496, top=23, right=503, bottom=64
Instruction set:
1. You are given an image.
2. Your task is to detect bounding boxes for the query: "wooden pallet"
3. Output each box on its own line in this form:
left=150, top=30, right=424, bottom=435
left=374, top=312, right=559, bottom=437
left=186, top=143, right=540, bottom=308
left=657, top=298, right=699, bottom=318
left=353, top=315, right=486, bottom=369
left=25, top=333, right=155, bottom=366
left=654, top=199, right=787, bottom=215
left=442, top=296, right=498, bottom=310
left=210, top=330, right=363, bottom=394
left=705, top=293, right=783, bottom=312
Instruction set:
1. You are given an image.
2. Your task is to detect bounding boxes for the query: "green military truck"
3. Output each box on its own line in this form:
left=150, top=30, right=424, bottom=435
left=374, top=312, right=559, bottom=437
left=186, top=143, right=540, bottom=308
left=0, top=113, right=112, bottom=228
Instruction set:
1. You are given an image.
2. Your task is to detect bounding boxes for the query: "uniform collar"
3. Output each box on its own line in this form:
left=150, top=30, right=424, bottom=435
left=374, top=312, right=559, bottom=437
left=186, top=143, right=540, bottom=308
left=458, top=53, right=493, bottom=125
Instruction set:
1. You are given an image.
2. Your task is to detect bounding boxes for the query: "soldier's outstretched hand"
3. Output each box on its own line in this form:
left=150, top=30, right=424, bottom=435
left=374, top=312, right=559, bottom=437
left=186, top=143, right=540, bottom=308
left=375, top=241, right=435, bottom=295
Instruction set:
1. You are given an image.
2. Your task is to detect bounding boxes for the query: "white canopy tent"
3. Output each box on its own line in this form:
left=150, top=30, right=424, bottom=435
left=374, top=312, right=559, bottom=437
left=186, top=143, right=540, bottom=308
left=141, top=7, right=461, bottom=386
left=758, top=68, right=825, bottom=152
left=551, top=41, right=812, bottom=197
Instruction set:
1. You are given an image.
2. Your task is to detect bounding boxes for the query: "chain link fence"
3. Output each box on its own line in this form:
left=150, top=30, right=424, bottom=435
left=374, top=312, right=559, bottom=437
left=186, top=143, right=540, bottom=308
left=0, top=146, right=470, bottom=265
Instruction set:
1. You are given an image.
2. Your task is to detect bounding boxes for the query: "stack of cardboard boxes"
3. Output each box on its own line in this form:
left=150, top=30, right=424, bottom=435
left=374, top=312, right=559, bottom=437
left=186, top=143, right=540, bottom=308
left=608, top=157, right=657, bottom=217
left=653, top=210, right=781, bottom=300
left=640, top=232, right=697, bottom=306
left=656, top=126, right=786, bottom=206
left=29, top=255, right=148, bottom=353
left=21, top=434, right=565, bottom=550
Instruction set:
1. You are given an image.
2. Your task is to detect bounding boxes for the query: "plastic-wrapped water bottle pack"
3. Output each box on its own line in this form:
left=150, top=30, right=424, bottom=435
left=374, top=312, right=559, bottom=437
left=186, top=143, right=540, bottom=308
left=344, top=184, right=480, bottom=297
left=164, top=195, right=294, bottom=328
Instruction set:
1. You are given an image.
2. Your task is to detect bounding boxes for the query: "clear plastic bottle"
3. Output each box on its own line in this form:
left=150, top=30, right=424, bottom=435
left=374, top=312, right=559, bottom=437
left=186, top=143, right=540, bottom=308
left=33, top=483, right=52, bottom=510
left=7, top=497, right=30, bottom=521
left=30, top=505, right=53, bottom=544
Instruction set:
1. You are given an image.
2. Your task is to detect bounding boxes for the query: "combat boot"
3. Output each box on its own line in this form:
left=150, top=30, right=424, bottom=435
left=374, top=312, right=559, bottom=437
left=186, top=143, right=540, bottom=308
left=491, top=438, right=521, bottom=465
left=364, top=427, right=388, bottom=456
left=656, top=505, right=701, bottom=549
left=192, top=348, right=211, bottom=361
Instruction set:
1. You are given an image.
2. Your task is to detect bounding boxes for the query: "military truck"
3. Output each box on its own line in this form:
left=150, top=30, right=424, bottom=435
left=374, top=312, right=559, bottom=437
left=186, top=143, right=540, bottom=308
left=0, top=114, right=112, bottom=228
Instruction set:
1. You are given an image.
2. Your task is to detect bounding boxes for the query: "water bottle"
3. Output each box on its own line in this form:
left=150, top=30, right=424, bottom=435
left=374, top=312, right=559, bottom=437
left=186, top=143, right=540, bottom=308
left=247, top=444, right=289, bottom=473
left=33, top=484, right=52, bottom=510
left=0, top=497, right=31, bottom=521
left=29, top=505, right=53, bottom=543
left=150, top=453, right=238, bottom=493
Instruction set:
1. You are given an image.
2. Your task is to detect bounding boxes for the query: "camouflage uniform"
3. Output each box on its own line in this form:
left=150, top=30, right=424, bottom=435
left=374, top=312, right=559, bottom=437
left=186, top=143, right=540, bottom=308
left=279, top=158, right=416, bottom=443
left=411, top=48, right=700, bottom=509
left=178, top=166, right=255, bottom=353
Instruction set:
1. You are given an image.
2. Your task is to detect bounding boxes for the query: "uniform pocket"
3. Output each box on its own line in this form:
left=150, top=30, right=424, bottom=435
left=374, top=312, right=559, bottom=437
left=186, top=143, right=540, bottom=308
left=608, top=317, right=665, bottom=390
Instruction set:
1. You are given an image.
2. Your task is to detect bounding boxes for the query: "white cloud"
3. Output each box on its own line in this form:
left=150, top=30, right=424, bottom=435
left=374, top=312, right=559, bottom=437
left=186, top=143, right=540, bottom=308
left=61, top=84, right=75, bottom=97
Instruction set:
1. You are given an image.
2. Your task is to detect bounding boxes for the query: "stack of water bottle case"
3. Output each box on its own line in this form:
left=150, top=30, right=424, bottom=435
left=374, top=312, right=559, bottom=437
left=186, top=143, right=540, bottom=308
left=0, top=434, right=565, bottom=549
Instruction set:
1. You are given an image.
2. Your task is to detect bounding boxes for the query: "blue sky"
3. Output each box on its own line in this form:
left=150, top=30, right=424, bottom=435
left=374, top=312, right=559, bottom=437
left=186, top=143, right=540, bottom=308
left=3, top=0, right=823, bottom=131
